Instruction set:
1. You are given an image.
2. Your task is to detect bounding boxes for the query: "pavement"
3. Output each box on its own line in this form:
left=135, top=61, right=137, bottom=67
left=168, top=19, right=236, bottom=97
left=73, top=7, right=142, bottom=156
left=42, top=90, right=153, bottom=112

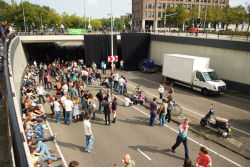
left=38, top=71, right=249, bottom=167
left=117, top=70, right=250, bottom=160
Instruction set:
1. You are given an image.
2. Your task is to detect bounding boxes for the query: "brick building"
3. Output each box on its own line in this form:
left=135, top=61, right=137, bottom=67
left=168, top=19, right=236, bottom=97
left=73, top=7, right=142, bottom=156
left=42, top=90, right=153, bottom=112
left=132, top=0, right=229, bottom=31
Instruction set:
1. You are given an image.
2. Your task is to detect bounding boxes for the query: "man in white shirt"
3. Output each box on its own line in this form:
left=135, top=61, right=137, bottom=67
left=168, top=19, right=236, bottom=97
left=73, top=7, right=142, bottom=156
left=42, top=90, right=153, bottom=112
left=118, top=76, right=125, bottom=95
left=63, top=96, right=73, bottom=125
left=37, top=84, right=45, bottom=104
left=61, top=93, right=67, bottom=119
left=62, top=82, right=68, bottom=93
left=124, top=97, right=132, bottom=107
left=54, top=97, right=61, bottom=123
left=84, top=115, right=94, bottom=153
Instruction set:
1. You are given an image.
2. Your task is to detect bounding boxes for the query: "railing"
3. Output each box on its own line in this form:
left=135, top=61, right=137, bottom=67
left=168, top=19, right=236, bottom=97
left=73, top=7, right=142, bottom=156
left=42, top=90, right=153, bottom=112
left=3, top=34, right=32, bottom=166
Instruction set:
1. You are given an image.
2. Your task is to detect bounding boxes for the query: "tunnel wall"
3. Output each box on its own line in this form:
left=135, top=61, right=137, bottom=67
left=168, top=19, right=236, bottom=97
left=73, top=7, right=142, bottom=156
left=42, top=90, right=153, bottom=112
left=149, top=35, right=250, bottom=94
left=7, top=36, right=33, bottom=166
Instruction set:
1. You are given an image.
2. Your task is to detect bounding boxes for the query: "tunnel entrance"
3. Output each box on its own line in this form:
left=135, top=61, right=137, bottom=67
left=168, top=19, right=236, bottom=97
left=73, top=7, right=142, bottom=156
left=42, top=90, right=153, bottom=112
left=22, top=42, right=85, bottom=65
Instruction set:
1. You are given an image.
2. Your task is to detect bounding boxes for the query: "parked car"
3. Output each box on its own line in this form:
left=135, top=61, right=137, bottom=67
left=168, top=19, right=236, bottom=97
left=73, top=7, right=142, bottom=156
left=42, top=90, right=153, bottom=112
left=189, top=28, right=199, bottom=33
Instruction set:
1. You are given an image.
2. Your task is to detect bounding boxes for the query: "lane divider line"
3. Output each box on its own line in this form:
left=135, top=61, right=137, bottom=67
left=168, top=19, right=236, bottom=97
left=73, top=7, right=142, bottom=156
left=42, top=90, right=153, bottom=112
left=113, top=94, right=242, bottom=167
left=126, top=83, right=250, bottom=136
left=41, top=105, right=68, bottom=167
left=137, top=148, right=152, bottom=161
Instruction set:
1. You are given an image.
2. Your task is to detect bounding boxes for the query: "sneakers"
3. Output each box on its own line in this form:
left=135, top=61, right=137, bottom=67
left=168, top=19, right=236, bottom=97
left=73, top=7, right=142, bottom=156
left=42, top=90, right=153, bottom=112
left=171, top=149, right=176, bottom=153
left=85, top=149, right=91, bottom=153
left=56, top=157, right=62, bottom=161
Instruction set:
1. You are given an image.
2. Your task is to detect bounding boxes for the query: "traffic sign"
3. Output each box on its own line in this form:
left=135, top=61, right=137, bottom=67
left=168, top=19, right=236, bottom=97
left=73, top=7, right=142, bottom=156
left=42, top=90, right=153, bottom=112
left=108, top=56, right=118, bottom=62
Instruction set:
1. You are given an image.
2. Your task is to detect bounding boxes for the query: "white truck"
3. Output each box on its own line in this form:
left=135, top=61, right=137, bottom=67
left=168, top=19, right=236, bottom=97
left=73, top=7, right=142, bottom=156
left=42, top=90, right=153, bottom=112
left=162, top=54, right=226, bottom=95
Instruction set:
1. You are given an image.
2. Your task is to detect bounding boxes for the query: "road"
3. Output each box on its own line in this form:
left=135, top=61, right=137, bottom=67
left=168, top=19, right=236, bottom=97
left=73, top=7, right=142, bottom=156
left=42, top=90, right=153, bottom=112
left=42, top=71, right=250, bottom=167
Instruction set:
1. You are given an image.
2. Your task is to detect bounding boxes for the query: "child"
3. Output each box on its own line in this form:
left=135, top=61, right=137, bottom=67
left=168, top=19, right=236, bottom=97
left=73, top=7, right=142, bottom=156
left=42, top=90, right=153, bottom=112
left=73, top=96, right=80, bottom=122
left=112, top=97, right=118, bottom=123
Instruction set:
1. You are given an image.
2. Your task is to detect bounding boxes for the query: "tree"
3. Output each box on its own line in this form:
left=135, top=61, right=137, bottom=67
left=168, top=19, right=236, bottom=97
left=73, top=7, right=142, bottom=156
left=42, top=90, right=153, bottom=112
left=92, top=19, right=102, bottom=29
left=222, top=5, right=233, bottom=30
left=124, top=16, right=131, bottom=29
left=211, top=5, right=223, bottom=30
left=175, top=3, right=189, bottom=30
left=114, top=17, right=122, bottom=30
left=163, top=7, right=176, bottom=27
left=230, top=5, right=247, bottom=31
left=101, top=18, right=111, bottom=29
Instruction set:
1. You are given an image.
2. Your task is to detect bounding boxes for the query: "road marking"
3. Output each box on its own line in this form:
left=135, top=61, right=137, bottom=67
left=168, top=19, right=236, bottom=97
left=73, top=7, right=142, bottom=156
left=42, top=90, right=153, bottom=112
left=113, top=95, right=242, bottom=167
left=41, top=105, right=68, bottom=167
left=137, top=148, right=152, bottom=161
left=126, top=82, right=250, bottom=136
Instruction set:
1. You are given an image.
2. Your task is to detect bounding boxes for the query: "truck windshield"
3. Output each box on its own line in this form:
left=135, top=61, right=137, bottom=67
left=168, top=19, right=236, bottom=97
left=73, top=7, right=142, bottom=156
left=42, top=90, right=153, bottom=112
left=203, top=71, right=220, bottom=81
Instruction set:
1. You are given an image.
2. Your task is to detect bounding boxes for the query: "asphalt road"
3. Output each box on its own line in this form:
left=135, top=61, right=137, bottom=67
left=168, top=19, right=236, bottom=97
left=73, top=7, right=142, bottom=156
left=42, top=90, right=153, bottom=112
left=42, top=72, right=250, bottom=167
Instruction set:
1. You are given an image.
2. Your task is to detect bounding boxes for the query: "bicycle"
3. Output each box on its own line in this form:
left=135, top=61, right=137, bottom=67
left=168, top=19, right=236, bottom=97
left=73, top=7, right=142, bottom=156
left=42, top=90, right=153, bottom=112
left=171, top=100, right=182, bottom=116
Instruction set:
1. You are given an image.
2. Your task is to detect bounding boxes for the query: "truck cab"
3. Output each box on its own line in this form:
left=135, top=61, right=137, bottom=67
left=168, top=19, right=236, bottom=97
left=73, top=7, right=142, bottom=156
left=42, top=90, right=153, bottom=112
left=193, top=69, right=226, bottom=95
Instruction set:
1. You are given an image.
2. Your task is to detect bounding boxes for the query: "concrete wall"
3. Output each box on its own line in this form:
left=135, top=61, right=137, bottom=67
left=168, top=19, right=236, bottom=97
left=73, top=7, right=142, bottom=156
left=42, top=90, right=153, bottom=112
left=10, top=37, right=28, bottom=101
left=149, top=36, right=250, bottom=94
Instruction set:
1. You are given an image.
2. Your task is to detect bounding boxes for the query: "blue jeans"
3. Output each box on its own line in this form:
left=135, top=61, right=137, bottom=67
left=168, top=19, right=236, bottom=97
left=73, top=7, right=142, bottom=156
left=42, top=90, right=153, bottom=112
left=172, top=136, right=189, bottom=159
left=99, top=101, right=103, bottom=114
left=34, top=136, right=54, bottom=145
left=110, top=82, right=114, bottom=92
left=65, top=110, right=72, bottom=125
left=159, top=114, right=166, bottom=126
left=38, top=142, right=57, bottom=164
left=118, top=86, right=124, bottom=95
left=81, top=97, right=87, bottom=109
left=56, top=110, right=61, bottom=123
left=150, top=111, right=157, bottom=126
left=85, top=135, right=94, bottom=151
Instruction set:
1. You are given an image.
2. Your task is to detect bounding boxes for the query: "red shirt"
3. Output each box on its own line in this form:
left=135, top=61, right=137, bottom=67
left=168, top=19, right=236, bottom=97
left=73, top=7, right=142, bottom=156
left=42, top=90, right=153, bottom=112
left=198, top=152, right=212, bottom=167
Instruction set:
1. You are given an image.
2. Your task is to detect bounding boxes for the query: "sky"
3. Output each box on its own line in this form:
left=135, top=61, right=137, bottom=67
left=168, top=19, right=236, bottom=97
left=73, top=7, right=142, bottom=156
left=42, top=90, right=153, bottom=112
left=4, top=0, right=250, bottom=19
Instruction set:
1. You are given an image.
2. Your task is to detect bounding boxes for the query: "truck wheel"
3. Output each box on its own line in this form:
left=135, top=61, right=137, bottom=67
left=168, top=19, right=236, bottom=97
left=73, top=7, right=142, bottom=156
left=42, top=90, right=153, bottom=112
left=201, top=88, right=209, bottom=96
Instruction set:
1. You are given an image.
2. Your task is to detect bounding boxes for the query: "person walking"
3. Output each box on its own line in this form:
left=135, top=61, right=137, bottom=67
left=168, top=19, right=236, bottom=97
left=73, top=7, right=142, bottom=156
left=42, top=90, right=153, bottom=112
left=83, top=114, right=94, bottom=153
left=63, top=96, right=73, bottom=125
left=118, top=76, right=125, bottom=95
left=102, top=96, right=111, bottom=125
left=103, top=62, right=107, bottom=75
left=54, top=97, right=61, bottom=123
left=88, top=94, right=96, bottom=120
left=159, top=99, right=168, bottom=126
left=73, top=96, right=80, bottom=122
left=120, top=60, right=124, bottom=71
left=171, top=119, right=189, bottom=159
left=195, top=147, right=212, bottom=167
left=112, top=97, right=118, bottom=123
left=149, top=97, right=158, bottom=126
left=69, top=84, right=78, bottom=100
left=37, top=84, right=46, bottom=104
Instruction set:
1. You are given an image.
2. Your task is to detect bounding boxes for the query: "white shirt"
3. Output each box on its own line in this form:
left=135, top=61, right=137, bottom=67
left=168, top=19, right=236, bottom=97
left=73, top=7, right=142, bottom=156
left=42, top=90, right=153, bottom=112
left=64, top=100, right=73, bottom=111
left=84, top=120, right=92, bottom=136
left=54, top=101, right=61, bottom=111
left=62, top=84, right=69, bottom=93
left=114, top=73, right=119, bottom=81
left=37, top=87, right=43, bottom=95
left=103, top=63, right=106, bottom=69
left=124, top=97, right=131, bottom=107
left=119, top=78, right=125, bottom=86
left=61, top=95, right=67, bottom=102
left=158, top=86, right=164, bottom=93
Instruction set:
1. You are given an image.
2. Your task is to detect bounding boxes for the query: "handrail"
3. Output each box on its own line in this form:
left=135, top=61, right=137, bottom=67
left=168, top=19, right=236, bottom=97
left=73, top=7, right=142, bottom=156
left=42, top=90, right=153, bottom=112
left=3, top=34, right=32, bottom=166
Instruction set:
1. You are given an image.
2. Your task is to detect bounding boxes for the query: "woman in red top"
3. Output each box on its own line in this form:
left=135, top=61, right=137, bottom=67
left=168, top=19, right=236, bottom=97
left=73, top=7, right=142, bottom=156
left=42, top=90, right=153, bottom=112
left=195, top=147, right=212, bottom=167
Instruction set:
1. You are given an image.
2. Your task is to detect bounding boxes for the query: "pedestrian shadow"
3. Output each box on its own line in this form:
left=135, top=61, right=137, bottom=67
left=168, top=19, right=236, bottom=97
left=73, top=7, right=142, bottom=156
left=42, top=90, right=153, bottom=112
left=119, top=116, right=149, bottom=126
left=128, top=145, right=185, bottom=160
left=56, top=140, right=85, bottom=152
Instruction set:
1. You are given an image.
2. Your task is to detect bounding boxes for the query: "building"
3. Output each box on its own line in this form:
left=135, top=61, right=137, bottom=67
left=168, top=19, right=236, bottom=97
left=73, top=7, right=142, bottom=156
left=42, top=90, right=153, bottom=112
left=132, top=0, right=229, bottom=31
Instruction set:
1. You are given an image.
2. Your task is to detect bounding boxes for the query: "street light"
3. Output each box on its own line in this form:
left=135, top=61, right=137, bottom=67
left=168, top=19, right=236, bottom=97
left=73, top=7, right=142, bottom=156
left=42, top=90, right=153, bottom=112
left=40, top=13, right=44, bottom=28
left=110, top=0, right=114, bottom=73
left=21, top=0, right=26, bottom=32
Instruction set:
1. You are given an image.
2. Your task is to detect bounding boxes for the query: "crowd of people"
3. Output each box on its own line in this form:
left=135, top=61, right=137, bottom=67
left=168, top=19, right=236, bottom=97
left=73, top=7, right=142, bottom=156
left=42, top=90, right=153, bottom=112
left=18, top=55, right=213, bottom=166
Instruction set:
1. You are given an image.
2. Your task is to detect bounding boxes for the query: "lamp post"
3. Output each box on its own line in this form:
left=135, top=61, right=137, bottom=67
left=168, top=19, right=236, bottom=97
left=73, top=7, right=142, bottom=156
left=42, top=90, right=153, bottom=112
left=84, top=0, right=86, bottom=29
left=21, top=0, right=26, bottom=32
left=111, top=0, right=114, bottom=73
left=196, top=0, right=201, bottom=36
left=203, top=0, right=208, bottom=32
left=40, top=13, right=44, bottom=28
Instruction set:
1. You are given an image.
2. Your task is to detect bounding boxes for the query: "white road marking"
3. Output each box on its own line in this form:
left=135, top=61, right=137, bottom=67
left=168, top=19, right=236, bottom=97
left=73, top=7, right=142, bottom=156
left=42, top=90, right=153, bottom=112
left=41, top=105, right=68, bottom=167
left=137, top=148, right=152, bottom=161
left=126, top=83, right=250, bottom=136
left=113, top=95, right=242, bottom=167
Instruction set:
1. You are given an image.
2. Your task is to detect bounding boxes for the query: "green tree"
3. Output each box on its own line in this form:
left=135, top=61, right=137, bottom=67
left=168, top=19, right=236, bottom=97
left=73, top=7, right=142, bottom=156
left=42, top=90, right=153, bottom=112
left=114, top=17, right=122, bottom=30
left=212, top=5, right=223, bottom=30
left=163, top=7, right=176, bottom=27
left=222, top=5, right=233, bottom=30
left=175, top=3, right=189, bottom=30
left=230, top=5, right=247, bottom=31
left=101, top=18, right=111, bottom=29
left=92, top=19, right=102, bottom=29
left=124, top=16, right=131, bottom=29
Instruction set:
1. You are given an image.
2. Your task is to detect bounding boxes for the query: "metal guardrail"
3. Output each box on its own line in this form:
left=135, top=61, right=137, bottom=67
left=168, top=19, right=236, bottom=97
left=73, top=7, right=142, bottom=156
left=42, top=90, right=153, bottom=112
left=3, top=34, right=31, bottom=167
